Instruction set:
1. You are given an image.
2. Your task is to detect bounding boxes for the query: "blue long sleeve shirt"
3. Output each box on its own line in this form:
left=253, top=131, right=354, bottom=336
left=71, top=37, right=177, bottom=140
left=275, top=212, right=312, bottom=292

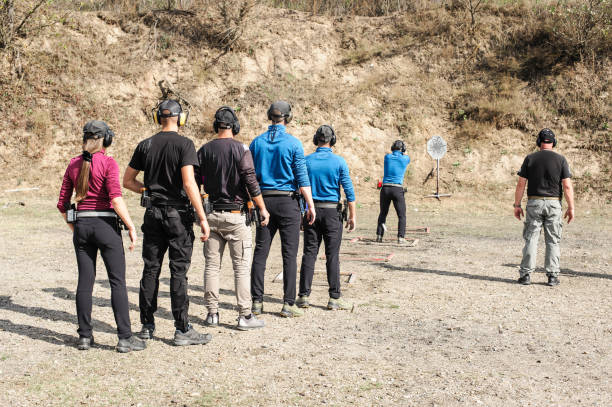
left=249, top=124, right=310, bottom=191
left=306, top=147, right=356, bottom=202
left=382, top=150, right=411, bottom=184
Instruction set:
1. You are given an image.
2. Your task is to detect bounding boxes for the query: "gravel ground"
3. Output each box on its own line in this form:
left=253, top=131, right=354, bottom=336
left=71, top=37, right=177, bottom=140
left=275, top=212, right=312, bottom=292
left=0, top=197, right=610, bottom=406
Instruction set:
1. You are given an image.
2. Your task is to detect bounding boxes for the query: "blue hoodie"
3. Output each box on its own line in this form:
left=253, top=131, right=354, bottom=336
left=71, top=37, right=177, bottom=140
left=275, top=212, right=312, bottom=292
left=306, top=147, right=355, bottom=203
left=382, top=150, right=411, bottom=184
left=249, top=124, right=310, bottom=191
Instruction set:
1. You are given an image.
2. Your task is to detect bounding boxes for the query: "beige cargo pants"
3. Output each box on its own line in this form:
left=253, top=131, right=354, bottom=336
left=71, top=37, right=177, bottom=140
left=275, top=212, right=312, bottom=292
left=203, top=212, right=252, bottom=317
left=519, top=199, right=563, bottom=278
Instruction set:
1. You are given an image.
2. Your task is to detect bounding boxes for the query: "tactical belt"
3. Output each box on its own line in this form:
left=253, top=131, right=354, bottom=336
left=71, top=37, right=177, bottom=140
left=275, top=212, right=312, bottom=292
left=314, top=202, right=340, bottom=209
left=212, top=203, right=243, bottom=213
left=261, top=190, right=295, bottom=197
left=528, top=196, right=561, bottom=201
left=151, top=199, right=190, bottom=207
left=76, top=211, right=117, bottom=219
left=382, top=183, right=403, bottom=188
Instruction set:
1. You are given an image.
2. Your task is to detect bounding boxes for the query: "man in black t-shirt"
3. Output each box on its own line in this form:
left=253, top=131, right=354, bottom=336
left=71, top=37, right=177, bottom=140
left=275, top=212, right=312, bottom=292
left=513, top=128, right=575, bottom=286
left=124, top=99, right=211, bottom=346
left=196, top=106, right=270, bottom=330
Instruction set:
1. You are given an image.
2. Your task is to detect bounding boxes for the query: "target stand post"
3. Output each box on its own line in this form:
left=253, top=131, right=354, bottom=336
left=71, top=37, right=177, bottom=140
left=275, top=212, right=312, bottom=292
left=424, top=137, right=452, bottom=201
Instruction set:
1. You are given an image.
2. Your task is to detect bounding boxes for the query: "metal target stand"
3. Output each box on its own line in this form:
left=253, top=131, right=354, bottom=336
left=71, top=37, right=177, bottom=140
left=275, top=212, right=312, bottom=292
left=424, top=136, right=452, bottom=200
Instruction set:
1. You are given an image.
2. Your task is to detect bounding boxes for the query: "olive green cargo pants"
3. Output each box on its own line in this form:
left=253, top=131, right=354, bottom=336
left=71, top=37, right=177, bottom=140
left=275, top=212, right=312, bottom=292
left=519, top=199, right=563, bottom=278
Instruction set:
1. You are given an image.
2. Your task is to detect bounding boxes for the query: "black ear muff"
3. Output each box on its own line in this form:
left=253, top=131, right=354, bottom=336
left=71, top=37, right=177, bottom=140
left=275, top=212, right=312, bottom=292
left=103, top=128, right=114, bottom=148
left=401, top=141, right=406, bottom=153
left=214, top=106, right=240, bottom=135
left=285, top=105, right=293, bottom=124
left=313, top=125, right=336, bottom=146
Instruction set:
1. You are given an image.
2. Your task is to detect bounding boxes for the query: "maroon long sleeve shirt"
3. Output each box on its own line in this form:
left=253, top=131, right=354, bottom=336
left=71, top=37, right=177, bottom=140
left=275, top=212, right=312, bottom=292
left=57, top=151, right=122, bottom=213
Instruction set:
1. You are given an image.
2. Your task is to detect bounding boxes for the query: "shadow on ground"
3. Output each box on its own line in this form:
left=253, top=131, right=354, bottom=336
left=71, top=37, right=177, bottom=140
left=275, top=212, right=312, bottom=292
left=379, top=264, right=517, bottom=285
left=501, top=264, right=611, bottom=280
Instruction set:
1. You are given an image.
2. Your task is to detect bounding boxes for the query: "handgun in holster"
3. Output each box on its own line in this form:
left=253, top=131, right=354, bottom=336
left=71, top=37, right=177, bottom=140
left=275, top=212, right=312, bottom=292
left=201, top=193, right=213, bottom=215
left=341, top=199, right=348, bottom=222
left=66, top=203, right=77, bottom=224
left=245, top=201, right=261, bottom=227
left=140, top=187, right=152, bottom=209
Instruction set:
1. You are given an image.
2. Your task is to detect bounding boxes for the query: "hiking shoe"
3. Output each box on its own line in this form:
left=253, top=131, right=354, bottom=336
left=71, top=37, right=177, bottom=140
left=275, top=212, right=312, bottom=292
left=375, top=235, right=383, bottom=243
left=204, top=312, right=219, bottom=326
left=279, top=303, right=304, bottom=318
left=252, top=301, right=263, bottom=316
left=138, top=324, right=155, bottom=340
left=237, top=314, right=265, bottom=331
left=173, top=324, right=212, bottom=346
left=547, top=276, right=560, bottom=286
left=327, top=297, right=354, bottom=311
left=77, top=336, right=93, bottom=350
left=517, top=274, right=531, bottom=285
left=116, top=335, right=146, bottom=353
left=296, top=295, right=310, bottom=308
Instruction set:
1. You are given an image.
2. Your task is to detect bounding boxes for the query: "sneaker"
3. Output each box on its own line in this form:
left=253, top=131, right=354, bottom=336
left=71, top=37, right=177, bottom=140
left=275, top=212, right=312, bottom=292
left=547, top=275, right=560, bottom=286
left=204, top=312, right=219, bottom=326
left=296, top=295, right=310, bottom=308
left=517, top=274, right=531, bottom=285
left=77, top=336, right=93, bottom=350
left=327, top=297, right=354, bottom=311
left=279, top=302, right=304, bottom=318
left=173, top=324, right=212, bottom=346
left=138, top=324, right=155, bottom=340
left=116, top=336, right=147, bottom=353
left=252, top=301, right=263, bottom=316
left=397, top=237, right=407, bottom=244
left=375, top=235, right=383, bottom=243
left=237, top=314, right=265, bottom=331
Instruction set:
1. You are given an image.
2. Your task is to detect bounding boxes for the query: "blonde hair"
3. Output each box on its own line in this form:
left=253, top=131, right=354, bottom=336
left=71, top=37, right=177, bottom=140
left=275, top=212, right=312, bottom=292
left=75, top=137, right=104, bottom=203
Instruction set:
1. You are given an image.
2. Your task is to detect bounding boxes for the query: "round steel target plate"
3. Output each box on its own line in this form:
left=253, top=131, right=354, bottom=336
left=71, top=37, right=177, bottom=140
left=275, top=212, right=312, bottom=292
left=427, top=136, right=447, bottom=160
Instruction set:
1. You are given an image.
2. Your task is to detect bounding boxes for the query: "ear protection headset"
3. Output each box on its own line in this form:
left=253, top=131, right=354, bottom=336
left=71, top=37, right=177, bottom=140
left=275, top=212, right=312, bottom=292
left=152, top=100, right=189, bottom=127
left=312, top=125, right=336, bottom=147
left=391, top=140, right=406, bottom=153
left=83, top=121, right=114, bottom=148
left=267, top=101, right=293, bottom=124
left=213, top=106, right=240, bottom=135
left=536, top=128, right=557, bottom=147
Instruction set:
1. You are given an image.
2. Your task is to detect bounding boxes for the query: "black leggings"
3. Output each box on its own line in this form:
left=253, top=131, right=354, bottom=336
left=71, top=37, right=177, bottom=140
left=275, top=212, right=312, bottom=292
left=376, top=186, right=406, bottom=238
left=73, top=217, right=131, bottom=339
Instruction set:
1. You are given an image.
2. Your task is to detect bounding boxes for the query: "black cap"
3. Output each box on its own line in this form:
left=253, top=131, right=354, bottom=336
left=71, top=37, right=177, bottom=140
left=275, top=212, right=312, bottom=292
left=538, top=128, right=556, bottom=144
left=268, top=101, right=291, bottom=119
left=83, top=120, right=110, bottom=138
left=215, top=108, right=236, bottom=128
left=158, top=100, right=182, bottom=117
left=315, top=125, right=334, bottom=143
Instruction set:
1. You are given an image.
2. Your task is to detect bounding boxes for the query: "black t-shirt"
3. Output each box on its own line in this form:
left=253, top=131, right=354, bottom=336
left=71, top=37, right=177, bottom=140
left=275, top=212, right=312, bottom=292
left=128, top=131, right=198, bottom=203
left=196, top=138, right=261, bottom=206
left=518, top=150, right=571, bottom=198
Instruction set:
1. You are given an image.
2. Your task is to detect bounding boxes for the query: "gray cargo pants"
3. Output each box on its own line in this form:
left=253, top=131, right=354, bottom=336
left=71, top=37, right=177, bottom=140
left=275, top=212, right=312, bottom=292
left=203, top=212, right=252, bottom=317
left=519, top=199, right=563, bottom=278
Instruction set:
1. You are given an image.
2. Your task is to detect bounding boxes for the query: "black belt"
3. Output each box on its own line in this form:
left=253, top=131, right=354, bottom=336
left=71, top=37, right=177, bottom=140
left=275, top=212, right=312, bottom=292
left=382, top=183, right=403, bottom=188
left=261, top=190, right=295, bottom=197
left=212, top=203, right=243, bottom=212
left=151, top=200, right=190, bottom=207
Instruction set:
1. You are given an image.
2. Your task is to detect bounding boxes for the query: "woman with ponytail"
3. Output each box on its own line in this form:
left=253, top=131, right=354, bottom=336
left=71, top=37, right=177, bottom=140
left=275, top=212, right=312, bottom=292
left=57, top=120, right=146, bottom=353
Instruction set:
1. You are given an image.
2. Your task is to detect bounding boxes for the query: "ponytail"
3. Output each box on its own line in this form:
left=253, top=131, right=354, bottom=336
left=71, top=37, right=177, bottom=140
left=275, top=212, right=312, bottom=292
left=75, top=137, right=104, bottom=203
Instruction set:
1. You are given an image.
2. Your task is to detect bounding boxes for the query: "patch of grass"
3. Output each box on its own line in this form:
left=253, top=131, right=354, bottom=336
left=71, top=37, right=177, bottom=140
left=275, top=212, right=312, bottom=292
left=360, top=382, right=383, bottom=391
left=195, top=390, right=228, bottom=407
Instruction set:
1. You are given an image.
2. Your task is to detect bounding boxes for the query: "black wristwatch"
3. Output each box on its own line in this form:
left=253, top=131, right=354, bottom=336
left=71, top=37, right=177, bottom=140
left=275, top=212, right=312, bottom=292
left=513, top=203, right=521, bottom=208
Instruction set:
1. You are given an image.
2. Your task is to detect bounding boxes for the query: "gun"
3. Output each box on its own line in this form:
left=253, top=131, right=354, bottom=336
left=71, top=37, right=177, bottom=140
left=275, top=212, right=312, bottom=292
left=140, top=187, right=151, bottom=209
left=66, top=203, right=77, bottom=223
left=341, top=199, right=348, bottom=222
left=246, top=200, right=261, bottom=227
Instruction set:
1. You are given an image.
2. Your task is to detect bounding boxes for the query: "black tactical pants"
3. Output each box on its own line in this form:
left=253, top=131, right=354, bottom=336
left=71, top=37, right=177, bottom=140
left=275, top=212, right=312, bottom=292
left=376, top=185, right=406, bottom=238
left=299, top=207, right=343, bottom=299
left=73, top=217, right=131, bottom=339
left=251, top=195, right=301, bottom=305
left=139, top=206, right=194, bottom=332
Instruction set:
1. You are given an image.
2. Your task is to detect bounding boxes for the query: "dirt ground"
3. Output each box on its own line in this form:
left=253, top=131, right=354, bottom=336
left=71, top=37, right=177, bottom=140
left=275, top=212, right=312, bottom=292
left=0, top=194, right=610, bottom=406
